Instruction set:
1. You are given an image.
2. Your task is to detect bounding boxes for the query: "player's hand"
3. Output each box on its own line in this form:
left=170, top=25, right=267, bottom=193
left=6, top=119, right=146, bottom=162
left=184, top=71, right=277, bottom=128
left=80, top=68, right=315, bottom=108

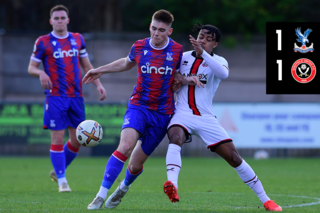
left=39, top=71, right=52, bottom=90
left=171, top=79, right=182, bottom=92
left=187, top=76, right=205, bottom=88
left=82, top=69, right=103, bottom=85
left=189, top=35, right=203, bottom=56
left=96, top=85, right=107, bottom=101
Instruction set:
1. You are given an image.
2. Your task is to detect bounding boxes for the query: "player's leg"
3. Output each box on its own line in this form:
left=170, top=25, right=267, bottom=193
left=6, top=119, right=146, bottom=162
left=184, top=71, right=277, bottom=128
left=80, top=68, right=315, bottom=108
left=44, top=96, right=71, bottom=192
left=105, top=140, right=148, bottom=208
left=50, top=129, right=71, bottom=192
left=164, top=113, right=194, bottom=202
left=50, top=97, right=84, bottom=181
left=88, top=127, right=140, bottom=210
left=163, top=126, right=186, bottom=202
left=198, top=116, right=281, bottom=211
left=63, top=127, right=81, bottom=168
left=64, top=97, right=85, bottom=168
left=214, top=143, right=282, bottom=211
left=105, top=108, right=171, bottom=208
left=166, top=125, right=187, bottom=188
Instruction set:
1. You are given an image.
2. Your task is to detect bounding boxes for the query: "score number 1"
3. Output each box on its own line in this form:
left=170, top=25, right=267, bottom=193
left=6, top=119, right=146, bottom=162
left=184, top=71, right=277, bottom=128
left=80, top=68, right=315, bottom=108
left=276, top=30, right=282, bottom=81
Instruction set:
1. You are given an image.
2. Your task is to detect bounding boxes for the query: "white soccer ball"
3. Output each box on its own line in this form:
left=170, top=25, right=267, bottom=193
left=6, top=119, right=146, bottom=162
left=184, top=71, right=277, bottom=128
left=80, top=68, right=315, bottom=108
left=76, top=120, right=103, bottom=147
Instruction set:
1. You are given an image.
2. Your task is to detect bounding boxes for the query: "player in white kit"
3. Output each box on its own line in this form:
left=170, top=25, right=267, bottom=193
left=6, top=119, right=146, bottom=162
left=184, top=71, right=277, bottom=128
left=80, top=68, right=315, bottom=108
left=163, top=23, right=282, bottom=211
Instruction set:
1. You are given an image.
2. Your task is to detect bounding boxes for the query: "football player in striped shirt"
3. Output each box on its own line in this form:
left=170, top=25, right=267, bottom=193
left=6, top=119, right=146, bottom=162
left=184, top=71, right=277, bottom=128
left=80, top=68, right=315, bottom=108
left=163, top=23, right=282, bottom=211
left=84, top=10, right=202, bottom=210
left=28, top=5, right=106, bottom=193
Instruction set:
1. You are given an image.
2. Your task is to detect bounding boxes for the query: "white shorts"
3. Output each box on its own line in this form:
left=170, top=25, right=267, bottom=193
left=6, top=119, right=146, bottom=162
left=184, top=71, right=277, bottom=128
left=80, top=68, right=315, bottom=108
left=168, top=113, right=232, bottom=151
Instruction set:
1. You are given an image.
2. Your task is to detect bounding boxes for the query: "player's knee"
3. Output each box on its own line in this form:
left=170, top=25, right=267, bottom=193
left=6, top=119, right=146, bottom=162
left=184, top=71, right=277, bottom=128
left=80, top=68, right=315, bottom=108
left=69, top=139, right=81, bottom=149
left=128, top=164, right=143, bottom=174
left=169, top=134, right=184, bottom=146
left=117, top=143, right=134, bottom=157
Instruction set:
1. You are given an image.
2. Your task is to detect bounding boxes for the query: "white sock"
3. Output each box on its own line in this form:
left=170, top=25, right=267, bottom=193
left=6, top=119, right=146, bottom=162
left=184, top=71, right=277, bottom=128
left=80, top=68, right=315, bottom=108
left=234, top=160, right=270, bottom=204
left=96, top=186, right=109, bottom=200
left=166, top=143, right=182, bottom=189
left=120, top=181, right=129, bottom=191
left=58, top=177, right=67, bottom=186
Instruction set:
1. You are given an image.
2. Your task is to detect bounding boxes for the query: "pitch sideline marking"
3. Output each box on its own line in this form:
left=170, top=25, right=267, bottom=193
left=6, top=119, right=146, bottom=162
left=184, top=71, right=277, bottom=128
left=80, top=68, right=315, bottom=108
left=191, top=192, right=320, bottom=209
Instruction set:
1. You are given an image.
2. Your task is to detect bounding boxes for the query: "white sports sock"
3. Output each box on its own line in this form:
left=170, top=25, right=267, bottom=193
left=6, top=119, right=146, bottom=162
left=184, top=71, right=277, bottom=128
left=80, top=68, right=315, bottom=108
left=58, top=177, right=67, bottom=186
left=96, top=186, right=109, bottom=200
left=166, top=143, right=182, bottom=189
left=234, top=160, right=270, bottom=204
left=120, top=181, right=129, bottom=191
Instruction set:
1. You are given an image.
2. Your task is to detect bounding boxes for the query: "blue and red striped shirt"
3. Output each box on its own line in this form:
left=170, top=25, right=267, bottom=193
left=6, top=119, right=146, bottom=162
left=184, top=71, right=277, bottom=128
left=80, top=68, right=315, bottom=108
left=127, top=37, right=183, bottom=114
left=31, top=31, right=88, bottom=97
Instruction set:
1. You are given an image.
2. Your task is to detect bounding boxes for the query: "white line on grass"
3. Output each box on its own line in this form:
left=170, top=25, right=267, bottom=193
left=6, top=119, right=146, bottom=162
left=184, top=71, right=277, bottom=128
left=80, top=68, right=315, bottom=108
left=269, top=194, right=320, bottom=208
left=191, top=192, right=320, bottom=209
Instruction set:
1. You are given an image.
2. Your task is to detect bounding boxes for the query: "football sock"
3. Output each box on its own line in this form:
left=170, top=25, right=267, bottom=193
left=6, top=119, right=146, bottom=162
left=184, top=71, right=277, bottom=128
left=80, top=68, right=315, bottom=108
left=166, top=143, right=182, bottom=189
left=97, top=186, right=109, bottom=200
left=122, top=166, right=144, bottom=190
left=63, top=140, right=79, bottom=169
left=234, top=160, right=270, bottom=204
left=58, top=177, right=67, bottom=186
left=97, top=151, right=127, bottom=199
left=50, top=144, right=66, bottom=186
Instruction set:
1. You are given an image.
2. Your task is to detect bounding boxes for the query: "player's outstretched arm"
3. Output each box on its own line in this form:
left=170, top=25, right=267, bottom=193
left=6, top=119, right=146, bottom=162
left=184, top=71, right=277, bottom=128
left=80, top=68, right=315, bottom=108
left=82, top=57, right=136, bottom=85
left=174, top=72, right=204, bottom=88
left=28, top=59, right=52, bottom=89
left=189, top=35, right=228, bottom=79
left=80, top=57, right=106, bottom=100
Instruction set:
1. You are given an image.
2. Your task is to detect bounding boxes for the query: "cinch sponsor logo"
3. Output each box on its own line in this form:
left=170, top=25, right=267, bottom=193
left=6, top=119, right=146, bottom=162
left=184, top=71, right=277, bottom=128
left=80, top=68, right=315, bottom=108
left=141, top=62, right=173, bottom=75
left=53, top=48, right=79, bottom=59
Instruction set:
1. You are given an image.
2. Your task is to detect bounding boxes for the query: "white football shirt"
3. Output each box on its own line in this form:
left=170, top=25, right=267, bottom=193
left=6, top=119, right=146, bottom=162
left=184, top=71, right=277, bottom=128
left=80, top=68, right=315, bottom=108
left=175, top=50, right=229, bottom=116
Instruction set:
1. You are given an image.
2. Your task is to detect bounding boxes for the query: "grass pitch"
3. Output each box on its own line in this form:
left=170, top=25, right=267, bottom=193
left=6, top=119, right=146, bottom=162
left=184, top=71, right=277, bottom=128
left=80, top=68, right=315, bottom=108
left=0, top=157, right=319, bottom=212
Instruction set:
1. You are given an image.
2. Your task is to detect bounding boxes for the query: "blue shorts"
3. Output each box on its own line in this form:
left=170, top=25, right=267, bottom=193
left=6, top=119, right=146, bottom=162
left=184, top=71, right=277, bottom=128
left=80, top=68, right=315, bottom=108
left=121, top=105, right=171, bottom=156
left=43, top=96, right=85, bottom=130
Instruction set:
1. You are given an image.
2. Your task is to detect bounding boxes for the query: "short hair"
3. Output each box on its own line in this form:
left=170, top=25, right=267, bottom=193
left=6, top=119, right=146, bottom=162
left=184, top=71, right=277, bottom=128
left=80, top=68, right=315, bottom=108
left=50, top=5, right=69, bottom=18
left=152, top=9, right=174, bottom=25
left=192, top=23, right=222, bottom=42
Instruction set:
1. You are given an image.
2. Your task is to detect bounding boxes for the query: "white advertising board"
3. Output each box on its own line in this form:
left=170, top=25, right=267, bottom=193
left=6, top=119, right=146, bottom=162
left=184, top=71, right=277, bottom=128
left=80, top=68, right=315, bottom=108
left=213, top=103, right=320, bottom=148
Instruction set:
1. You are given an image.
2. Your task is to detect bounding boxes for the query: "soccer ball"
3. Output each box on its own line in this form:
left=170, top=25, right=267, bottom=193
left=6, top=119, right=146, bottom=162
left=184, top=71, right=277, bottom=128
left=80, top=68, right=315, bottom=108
left=76, top=120, right=103, bottom=147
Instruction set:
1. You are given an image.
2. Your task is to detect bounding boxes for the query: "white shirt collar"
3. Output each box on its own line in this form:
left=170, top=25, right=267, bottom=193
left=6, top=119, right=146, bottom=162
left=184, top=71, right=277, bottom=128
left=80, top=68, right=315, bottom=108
left=149, top=37, right=170, bottom=50
left=51, top=31, right=69, bottom=39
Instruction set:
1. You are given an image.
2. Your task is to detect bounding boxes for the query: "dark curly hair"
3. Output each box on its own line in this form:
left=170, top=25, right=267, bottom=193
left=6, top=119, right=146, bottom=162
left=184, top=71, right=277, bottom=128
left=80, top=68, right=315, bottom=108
left=192, top=23, right=221, bottom=42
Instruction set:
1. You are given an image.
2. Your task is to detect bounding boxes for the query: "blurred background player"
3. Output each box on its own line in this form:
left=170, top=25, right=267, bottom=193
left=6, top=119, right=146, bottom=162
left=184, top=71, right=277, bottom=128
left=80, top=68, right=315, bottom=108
left=83, top=9, right=201, bottom=210
left=28, top=5, right=106, bottom=192
left=163, top=23, right=282, bottom=211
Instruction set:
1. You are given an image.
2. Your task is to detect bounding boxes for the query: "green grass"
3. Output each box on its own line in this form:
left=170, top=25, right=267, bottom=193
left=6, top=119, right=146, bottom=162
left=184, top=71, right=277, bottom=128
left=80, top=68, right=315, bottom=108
left=0, top=157, right=320, bottom=212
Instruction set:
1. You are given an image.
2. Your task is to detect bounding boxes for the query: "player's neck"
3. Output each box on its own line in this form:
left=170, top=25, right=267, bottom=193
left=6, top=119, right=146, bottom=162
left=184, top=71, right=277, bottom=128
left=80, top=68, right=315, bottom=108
left=52, top=30, right=68, bottom=38
left=195, top=52, right=203, bottom=59
left=150, top=37, right=169, bottom=49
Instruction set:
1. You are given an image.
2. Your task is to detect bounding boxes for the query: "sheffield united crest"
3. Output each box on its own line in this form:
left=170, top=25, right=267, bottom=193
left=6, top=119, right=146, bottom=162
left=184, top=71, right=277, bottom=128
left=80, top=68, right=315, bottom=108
left=291, top=58, right=316, bottom=83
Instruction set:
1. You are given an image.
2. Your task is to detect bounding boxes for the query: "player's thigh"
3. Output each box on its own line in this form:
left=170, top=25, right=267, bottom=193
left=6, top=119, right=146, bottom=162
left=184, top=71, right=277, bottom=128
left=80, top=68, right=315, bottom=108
left=117, top=127, right=141, bottom=157
left=50, top=129, right=65, bottom=145
left=43, top=96, right=69, bottom=130
left=68, top=97, right=85, bottom=129
left=196, top=116, right=231, bottom=149
left=128, top=140, right=149, bottom=172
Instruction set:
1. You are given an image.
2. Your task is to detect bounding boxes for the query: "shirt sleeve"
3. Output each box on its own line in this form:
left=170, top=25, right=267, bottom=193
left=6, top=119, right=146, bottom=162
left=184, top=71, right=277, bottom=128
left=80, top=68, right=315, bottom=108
left=127, top=43, right=136, bottom=62
left=201, top=50, right=229, bottom=79
left=30, top=37, right=45, bottom=63
left=79, top=34, right=89, bottom=58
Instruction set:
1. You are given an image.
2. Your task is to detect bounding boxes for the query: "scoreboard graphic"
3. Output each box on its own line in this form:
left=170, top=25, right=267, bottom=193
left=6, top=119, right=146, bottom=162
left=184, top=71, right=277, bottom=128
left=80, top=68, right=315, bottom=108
left=266, top=22, right=320, bottom=94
